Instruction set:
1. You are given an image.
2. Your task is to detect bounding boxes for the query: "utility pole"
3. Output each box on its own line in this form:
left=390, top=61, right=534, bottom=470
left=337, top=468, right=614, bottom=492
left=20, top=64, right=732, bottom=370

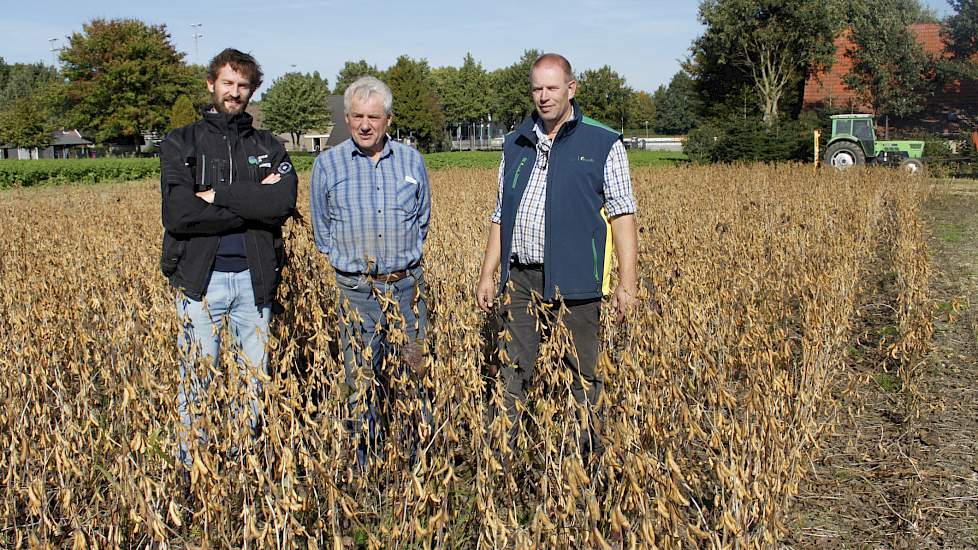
left=190, top=23, right=203, bottom=65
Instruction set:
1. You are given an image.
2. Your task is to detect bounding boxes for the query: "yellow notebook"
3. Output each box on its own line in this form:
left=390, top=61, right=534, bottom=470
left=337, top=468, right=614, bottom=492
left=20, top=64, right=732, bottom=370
left=600, top=207, right=614, bottom=296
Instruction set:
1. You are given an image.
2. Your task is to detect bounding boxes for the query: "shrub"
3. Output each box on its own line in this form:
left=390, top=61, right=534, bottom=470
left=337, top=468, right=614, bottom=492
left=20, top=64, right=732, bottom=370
left=686, top=114, right=821, bottom=164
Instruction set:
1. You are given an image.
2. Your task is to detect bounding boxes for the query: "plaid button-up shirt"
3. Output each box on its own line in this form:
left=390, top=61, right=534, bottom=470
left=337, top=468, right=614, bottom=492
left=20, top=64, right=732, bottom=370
left=310, top=138, right=431, bottom=274
left=491, top=124, right=636, bottom=264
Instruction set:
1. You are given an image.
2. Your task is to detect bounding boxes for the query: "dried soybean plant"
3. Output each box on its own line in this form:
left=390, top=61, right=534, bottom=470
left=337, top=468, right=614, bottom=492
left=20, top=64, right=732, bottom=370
left=0, top=165, right=930, bottom=548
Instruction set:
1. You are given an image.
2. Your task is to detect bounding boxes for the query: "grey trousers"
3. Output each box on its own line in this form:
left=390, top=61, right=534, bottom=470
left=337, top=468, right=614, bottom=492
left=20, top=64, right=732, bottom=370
left=498, top=264, right=603, bottom=458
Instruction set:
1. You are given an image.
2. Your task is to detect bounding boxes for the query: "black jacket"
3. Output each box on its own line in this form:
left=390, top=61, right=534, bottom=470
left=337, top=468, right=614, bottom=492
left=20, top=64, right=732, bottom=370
left=159, top=110, right=298, bottom=308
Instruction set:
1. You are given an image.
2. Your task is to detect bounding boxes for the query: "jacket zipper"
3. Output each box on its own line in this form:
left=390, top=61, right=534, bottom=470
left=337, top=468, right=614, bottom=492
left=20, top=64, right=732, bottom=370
left=227, top=139, right=233, bottom=184
left=235, top=127, right=266, bottom=312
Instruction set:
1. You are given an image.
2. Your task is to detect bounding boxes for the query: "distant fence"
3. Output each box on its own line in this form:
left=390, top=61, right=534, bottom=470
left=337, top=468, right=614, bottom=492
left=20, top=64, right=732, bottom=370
left=449, top=137, right=504, bottom=151
left=627, top=137, right=685, bottom=152
left=450, top=136, right=685, bottom=152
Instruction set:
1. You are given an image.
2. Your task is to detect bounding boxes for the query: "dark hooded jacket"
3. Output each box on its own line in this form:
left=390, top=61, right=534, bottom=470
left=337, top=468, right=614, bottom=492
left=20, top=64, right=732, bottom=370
left=159, top=110, right=298, bottom=308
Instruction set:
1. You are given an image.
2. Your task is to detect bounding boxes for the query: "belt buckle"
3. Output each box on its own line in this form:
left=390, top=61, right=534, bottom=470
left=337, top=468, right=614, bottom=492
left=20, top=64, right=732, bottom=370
left=370, top=270, right=407, bottom=282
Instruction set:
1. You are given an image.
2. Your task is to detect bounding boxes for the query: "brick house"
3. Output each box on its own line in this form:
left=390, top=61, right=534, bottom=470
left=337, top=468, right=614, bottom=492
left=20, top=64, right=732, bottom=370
left=803, top=23, right=978, bottom=135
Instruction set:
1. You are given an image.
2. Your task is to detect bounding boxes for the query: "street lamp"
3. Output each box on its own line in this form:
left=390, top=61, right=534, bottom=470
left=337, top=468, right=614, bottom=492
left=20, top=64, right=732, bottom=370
left=48, top=38, right=59, bottom=68
left=190, top=23, right=203, bottom=64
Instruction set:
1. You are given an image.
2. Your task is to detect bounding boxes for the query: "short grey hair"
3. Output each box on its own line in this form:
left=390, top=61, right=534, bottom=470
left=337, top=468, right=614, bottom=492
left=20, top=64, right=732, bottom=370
left=343, top=76, right=393, bottom=115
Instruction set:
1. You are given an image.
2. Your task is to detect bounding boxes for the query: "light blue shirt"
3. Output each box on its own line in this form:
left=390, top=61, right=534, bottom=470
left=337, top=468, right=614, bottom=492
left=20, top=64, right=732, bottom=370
left=310, top=138, right=431, bottom=274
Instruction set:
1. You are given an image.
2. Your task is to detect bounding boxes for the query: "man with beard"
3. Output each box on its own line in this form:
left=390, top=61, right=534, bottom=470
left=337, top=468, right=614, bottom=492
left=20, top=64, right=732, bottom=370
left=159, top=48, right=297, bottom=467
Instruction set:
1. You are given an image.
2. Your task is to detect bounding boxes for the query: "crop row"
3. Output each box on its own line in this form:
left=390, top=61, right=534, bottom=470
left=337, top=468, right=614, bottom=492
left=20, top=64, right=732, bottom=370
left=0, top=165, right=929, bottom=548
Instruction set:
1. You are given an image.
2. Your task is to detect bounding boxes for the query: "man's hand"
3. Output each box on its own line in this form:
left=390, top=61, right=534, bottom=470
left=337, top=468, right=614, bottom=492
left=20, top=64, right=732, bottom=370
left=195, top=189, right=216, bottom=203
left=261, top=173, right=282, bottom=185
left=611, top=283, right=637, bottom=321
left=476, top=222, right=503, bottom=313
left=476, top=274, right=496, bottom=313
left=609, top=213, right=638, bottom=321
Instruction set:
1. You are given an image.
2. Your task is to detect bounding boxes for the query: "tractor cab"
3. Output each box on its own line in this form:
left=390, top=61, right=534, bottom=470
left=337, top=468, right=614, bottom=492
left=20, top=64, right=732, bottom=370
left=824, top=114, right=925, bottom=174
left=832, top=114, right=876, bottom=160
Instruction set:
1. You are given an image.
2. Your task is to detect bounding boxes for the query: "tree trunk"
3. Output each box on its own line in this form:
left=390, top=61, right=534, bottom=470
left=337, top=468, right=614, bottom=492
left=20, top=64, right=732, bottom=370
left=762, top=92, right=781, bottom=125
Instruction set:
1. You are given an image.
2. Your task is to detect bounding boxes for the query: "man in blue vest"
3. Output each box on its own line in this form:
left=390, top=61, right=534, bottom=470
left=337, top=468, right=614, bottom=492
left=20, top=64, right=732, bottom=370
left=475, top=53, right=638, bottom=461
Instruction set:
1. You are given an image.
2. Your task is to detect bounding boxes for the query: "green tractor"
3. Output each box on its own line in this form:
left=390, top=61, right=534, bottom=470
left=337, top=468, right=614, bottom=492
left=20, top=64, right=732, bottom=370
left=824, top=114, right=925, bottom=174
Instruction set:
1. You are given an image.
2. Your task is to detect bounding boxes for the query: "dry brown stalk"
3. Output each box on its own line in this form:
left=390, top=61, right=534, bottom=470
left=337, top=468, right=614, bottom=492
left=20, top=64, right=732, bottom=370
left=0, top=165, right=930, bottom=549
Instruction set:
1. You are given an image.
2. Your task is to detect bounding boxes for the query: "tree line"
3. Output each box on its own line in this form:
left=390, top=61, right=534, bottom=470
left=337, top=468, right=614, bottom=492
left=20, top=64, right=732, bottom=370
left=0, top=19, right=685, bottom=153
left=1, top=1, right=974, bottom=155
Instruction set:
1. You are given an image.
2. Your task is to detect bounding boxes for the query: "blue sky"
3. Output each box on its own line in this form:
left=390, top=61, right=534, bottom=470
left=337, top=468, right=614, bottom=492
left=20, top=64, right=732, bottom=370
left=0, top=0, right=956, bottom=94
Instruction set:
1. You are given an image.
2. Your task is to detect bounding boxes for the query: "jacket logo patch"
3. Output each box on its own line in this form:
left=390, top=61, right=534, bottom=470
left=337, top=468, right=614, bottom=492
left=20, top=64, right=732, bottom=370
left=277, top=162, right=293, bottom=174
left=579, top=156, right=594, bottom=163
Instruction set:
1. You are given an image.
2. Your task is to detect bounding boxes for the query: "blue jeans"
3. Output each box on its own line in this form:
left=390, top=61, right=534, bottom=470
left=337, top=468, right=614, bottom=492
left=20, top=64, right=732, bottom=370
left=175, top=269, right=271, bottom=467
left=336, top=266, right=429, bottom=465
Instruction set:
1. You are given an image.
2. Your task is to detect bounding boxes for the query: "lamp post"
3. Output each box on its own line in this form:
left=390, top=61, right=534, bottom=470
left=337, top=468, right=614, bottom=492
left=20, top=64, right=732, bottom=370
left=644, top=120, right=649, bottom=138
left=48, top=38, right=59, bottom=68
left=190, top=23, right=203, bottom=64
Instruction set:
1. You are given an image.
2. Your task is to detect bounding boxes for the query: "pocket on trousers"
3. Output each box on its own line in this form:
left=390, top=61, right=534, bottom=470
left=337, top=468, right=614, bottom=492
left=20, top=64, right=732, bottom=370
left=335, top=272, right=367, bottom=291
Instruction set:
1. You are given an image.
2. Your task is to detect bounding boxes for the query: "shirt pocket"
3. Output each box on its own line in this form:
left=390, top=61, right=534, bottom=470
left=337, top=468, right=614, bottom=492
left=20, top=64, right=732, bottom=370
left=393, top=174, right=421, bottom=216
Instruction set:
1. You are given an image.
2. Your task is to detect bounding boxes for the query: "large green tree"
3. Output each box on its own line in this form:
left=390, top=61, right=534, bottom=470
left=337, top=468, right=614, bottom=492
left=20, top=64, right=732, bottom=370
left=944, top=0, right=977, bottom=60
left=0, top=97, right=55, bottom=149
left=844, top=0, right=934, bottom=122
left=0, top=62, right=59, bottom=111
left=432, top=53, right=493, bottom=126
left=261, top=71, right=331, bottom=147
left=627, top=91, right=656, bottom=133
left=490, top=49, right=540, bottom=131
left=654, top=72, right=701, bottom=134
left=386, top=55, right=444, bottom=152
left=692, top=0, right=842, bottom=124
left=0, top=62, right=65, bottom=149
left=940, top=0, right=978, bottom=80
left=575, top=65, right=632, bottom=130
left=60, top=18, right=197, bottom=145
left=333, top=60, right=382, bottom=94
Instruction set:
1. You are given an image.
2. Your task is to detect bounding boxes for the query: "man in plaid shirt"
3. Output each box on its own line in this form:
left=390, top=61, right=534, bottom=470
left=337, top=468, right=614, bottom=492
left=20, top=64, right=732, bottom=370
left=310, top=76, right=431, bottom=464
left=476, top=53, right=638, bottom=463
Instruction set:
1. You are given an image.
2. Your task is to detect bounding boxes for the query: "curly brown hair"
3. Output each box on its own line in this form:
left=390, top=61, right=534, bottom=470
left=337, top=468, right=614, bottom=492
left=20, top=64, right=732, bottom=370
left=207, top=48, right=263, bottom=90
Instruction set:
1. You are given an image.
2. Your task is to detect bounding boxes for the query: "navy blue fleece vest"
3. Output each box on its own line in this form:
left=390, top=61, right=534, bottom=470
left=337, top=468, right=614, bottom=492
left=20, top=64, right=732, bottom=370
left=498, top=103, right=621, bottom=301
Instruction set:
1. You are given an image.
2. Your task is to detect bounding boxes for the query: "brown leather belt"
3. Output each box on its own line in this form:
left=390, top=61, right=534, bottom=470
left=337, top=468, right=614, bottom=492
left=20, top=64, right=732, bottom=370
left=365, top=270, right=409, bottom=282
left=335, top=267, right=414, bottom=283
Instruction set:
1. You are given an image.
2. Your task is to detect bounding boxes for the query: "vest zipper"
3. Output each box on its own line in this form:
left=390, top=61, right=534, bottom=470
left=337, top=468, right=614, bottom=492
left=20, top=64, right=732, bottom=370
left=591, top=237, right=599, bottom=282
left=511, top=156, right=527, bottom=189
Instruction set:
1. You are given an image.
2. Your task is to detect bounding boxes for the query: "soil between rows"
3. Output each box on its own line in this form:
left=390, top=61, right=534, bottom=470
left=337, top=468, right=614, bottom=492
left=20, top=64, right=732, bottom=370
left=789, top=179, right=978, bottom=549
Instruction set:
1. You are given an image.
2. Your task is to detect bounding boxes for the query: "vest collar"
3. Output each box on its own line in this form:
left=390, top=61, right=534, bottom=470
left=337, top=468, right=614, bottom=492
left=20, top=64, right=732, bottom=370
left=516, top=100, right=582, bottom=144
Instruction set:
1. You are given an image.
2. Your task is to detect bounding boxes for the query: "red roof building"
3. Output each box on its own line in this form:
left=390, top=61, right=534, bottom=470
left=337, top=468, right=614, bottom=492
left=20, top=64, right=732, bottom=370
left=803, top=23, right=977, bottom=134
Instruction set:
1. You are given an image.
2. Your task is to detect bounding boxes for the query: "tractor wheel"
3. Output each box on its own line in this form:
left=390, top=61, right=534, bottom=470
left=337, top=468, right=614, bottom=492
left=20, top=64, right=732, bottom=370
left=824, top=141, right=865, bottom=170
left=899, top=158, right=924, bottom=176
